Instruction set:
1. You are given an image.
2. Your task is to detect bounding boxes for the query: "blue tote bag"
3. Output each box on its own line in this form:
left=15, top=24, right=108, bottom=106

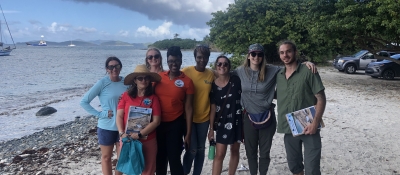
left=116, top=137, right=145, bottom=175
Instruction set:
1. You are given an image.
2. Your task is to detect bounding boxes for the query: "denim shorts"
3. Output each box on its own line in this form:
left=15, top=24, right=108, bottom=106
left=97, top=127, right=119, bottom=146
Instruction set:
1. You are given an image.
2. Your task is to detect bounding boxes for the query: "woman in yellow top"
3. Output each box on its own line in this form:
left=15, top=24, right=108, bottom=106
left=182, top=45, right=214, bottom=175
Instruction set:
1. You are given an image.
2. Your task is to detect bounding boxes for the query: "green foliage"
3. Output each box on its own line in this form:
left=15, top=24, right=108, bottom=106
left=312, top=0, right=400, bottom=64
left=317, top=0, right=399, bottom=50
left=229, top=54, right=246, bottom=70
left=209, top=54, right=245, bottom=70
left=149, top=38, right=202, bottom=50
left=207, top=0, right=400, bottom=64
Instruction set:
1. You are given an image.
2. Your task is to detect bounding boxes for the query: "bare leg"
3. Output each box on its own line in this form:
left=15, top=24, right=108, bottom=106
left=212, top=143, right=227, bottom=175
left=228, top=142, right=240, bottom=175
left=100, top=145, right=114, bottom=175
left=115, top=142, right=122, bottom=175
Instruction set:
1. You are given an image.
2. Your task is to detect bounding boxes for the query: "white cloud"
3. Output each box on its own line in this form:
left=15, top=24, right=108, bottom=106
left=148, top=0, right=232, bottom=13
left=180, top=28, right=210, bottom=40
left=183, top=0, right=232, bottom=13
left=32, top=25, right=42, bottom=31
left=29, top=20, right=42, bottom=25
left=10, top=28, right=31, bottom=38
left=118, top=30, right=129, bottom=37
left=71, top=0, right=235, bottom=28
left=75, top=26, right=97, bottom=33
left=47, top=22, right=68, bottom=33
left=99, top=31, right=110, bottom=36
left=136, top=21, right=172, bottom=37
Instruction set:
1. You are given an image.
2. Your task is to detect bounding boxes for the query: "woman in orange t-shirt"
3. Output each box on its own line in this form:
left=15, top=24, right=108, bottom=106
left=154, top=46, right=195, bottom=175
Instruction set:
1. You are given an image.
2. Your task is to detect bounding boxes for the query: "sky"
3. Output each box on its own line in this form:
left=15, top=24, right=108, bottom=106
left=1, top=0, right=234, bottom=43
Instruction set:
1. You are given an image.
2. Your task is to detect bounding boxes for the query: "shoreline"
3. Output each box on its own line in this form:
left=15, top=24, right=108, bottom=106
left=0, top=115, right=104, bottom=174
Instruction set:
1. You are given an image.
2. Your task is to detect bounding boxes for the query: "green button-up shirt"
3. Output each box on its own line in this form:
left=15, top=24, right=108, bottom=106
left=276, top=63, right=325, bottom=134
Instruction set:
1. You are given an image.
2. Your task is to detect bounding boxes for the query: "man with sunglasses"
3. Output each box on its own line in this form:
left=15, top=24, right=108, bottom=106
left=181, top=44, right=215, bottom=175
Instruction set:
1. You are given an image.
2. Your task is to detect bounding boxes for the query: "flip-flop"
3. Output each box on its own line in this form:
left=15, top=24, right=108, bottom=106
left=237, top=164, right=249, bottom=171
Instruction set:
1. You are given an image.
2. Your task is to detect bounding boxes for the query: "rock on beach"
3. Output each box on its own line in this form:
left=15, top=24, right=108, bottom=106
left=35, top=106, right=57, bottom=116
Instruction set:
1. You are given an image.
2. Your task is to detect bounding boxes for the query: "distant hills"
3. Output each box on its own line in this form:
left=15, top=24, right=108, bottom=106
left=16, top=40, right=149, bottom=49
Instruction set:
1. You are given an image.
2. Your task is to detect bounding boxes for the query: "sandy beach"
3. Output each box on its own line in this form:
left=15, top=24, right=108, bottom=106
left=1, top=67, right=399, bottom=175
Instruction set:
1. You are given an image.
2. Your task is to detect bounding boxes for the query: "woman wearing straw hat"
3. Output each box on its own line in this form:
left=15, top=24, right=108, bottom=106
left=80, top=56, right=128, bottom=175
left=116, top=64, right=162, bottom=175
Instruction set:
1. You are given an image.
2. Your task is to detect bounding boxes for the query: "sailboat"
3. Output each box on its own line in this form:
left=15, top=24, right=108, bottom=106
left=33, top=35, right=47, bottom=46
left=68, top=40, right=75, bottom=47
left=0, top=5, right=16, bottom=56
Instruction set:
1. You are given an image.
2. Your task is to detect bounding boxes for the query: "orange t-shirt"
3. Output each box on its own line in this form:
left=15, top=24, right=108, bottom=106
left=155, top=71, right=195, bottom=122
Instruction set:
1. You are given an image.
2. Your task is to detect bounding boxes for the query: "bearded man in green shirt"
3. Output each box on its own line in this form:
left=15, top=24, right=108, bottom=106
left=276, top=40, right=327, bottom=175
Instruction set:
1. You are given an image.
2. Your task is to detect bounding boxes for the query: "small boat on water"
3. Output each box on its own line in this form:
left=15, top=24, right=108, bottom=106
left=0, top=5, right=16, bottom=56
left=0, top=43, right=12, bottom=56
left=32, top=35, right=47, bottom=46
left=68, top=40, right=75, bottom=47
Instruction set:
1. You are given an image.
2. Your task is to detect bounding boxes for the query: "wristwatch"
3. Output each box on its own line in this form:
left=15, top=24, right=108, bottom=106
left=119, top=132, right=124, bottom=137
left=138, top=132, right=143, bottom=138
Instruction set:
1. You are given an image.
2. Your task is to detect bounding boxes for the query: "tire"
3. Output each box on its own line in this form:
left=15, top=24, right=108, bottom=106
left=345, top=64, right=356, bottom=74
left=382, top=69, right=395, bottom=80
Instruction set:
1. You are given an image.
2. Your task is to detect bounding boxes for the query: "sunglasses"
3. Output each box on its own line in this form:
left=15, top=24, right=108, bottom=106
left=107, top=64, right=121, bottom=70
left=250, top=52, right=264, bottom=58
left=135, top=76, right=150, bottom=82
left=217, top=62, right=229, bottom=67
left=147, top=54, right=161, bottom=60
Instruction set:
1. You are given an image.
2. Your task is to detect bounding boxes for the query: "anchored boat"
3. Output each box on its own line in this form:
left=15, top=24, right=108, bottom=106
left=0, top=5, right=16, bottom=56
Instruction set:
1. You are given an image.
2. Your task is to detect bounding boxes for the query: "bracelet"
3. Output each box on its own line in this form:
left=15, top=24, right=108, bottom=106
left=119, top=132, right=124, bottom=137
left=138, top=132, right=143, bottom=138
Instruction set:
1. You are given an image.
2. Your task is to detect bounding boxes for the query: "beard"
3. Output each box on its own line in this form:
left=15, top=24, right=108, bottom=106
left=281, top=56, right=297, bottom=65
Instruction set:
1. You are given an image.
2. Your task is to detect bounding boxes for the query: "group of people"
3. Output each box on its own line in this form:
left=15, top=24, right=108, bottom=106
left=80, top=40, right=326, bottom=175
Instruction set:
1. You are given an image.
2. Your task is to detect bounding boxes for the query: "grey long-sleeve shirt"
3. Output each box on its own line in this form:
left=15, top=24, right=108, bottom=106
left=233, top=65, right=281, bottom=114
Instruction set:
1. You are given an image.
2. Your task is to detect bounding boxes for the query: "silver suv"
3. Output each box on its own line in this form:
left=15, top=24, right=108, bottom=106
left=333, top=50, right=389, bottom=74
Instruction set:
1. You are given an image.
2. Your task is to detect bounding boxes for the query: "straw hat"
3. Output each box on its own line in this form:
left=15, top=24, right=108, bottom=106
left=124, top=64, right=161, bottom=85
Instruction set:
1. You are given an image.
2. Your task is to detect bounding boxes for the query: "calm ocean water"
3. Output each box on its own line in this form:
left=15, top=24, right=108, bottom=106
left=0, top=45, right=221, bottom=142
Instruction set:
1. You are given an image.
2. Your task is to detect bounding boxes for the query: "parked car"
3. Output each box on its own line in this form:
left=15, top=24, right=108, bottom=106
left=333, top=50, right=377, bottom=74
left=333, top=50, right=394, bottom=74
left=376, top=50, right=397, bottom=57
left=365, top=54, right=400, bottom=80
